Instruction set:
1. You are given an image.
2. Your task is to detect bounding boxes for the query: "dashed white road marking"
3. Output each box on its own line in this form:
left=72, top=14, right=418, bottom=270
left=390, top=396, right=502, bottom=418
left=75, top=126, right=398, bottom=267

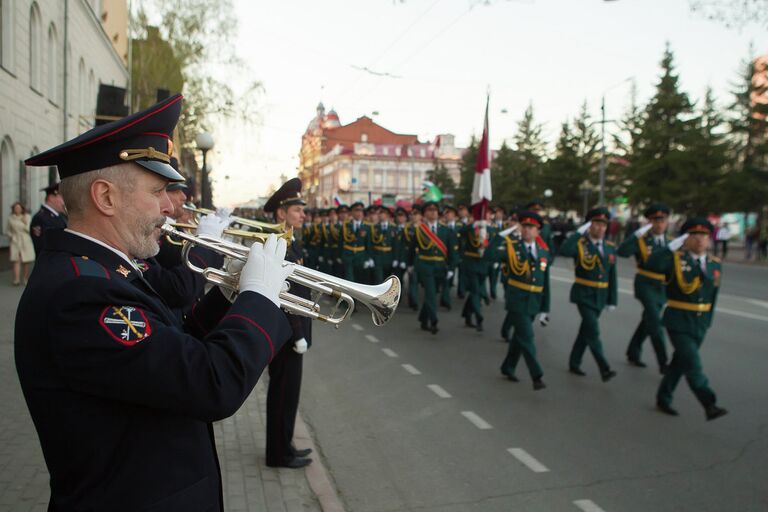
left=573, top=499, right=607, bottom=512
left=427, top=384, right=451, bottom=398
left=748, top=299, right=768, bottom=309
left=365, top=334, right=379, bottom=343
left=381, top=348, right=398, bottom=358
left=550, top=275, right=768, bottom=323
left=401, top=364, right=421, bottom=375
left=461, top=411, right=492, bottom=430
left=352, top=323, right=364, bottom=331
left=507, top=448, right=549, bottom=473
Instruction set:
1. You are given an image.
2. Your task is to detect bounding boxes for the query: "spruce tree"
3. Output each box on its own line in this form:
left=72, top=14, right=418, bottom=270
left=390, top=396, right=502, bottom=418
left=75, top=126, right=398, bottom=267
left=456, top=138, right=478, bottom=206
left=426, top=163, right=457, bottom=203
left=628, top=45, right=699, bottom=211
left=496, top=104, right=547, bottom=207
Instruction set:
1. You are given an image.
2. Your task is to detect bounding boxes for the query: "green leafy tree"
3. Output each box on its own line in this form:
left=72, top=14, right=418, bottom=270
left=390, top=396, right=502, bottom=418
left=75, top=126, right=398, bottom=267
left=627, top=45, right=700, bottom=211
left=495, top=104, right=547, bottom=207
left=456, top=138, right=478, bottom=206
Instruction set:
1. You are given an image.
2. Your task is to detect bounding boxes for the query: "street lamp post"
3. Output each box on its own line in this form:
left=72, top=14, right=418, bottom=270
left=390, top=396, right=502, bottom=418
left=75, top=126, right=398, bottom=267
left=597, top=77, right=634, bottom=206
left=196, top=132, right=214, bottom=209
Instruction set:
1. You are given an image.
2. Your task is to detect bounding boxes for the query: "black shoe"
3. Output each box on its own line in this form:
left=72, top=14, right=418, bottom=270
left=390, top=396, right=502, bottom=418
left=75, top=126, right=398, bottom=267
left=705, top=405, right=728, bottom=421
left=627, top=357, right=647, bottom=368
left=656, top=402, right=679, bottom=416
left=483, top=297, right=491, bottom=306
left=659, top=363, right=669, bottom=375
left=601, top=370, right=617, bottom=382
left=476, top=321, right=483, bottom=332
left=457, top=292, right=465, bottom=299
left=292, top=447, right=312, bottom=458
left=533, top=379, right=546, bottom=390
left=440, top=302, right=451, bottom=311
left=464, top=318, right=476, bottom=328
left=569, top=367, right=586, bottom=376
left=502, top=372, right=519, bottom=382
left=410, top=303, right=418, bottom=311
left=420, top=322, right=430, bottom=331
left=431, top=323, right=439, bottom=335
left=266, top=457, right=312, bottom=469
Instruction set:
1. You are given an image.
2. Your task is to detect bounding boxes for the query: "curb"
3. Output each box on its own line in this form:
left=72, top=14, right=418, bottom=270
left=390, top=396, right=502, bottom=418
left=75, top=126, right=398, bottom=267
left=294, top=411, right=346, bottom=512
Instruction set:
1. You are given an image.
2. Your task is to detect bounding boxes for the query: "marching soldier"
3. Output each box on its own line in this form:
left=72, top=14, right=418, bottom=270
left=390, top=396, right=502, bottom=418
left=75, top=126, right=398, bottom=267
left=392, top=207, right=409, bottom=284
left=322, top=207, right=341, bottom=275
left=489, top=211, right=551, bottom=389
left=617, top=203, right=672, bottom=372
left=371, top=206, right=397, bottom=284
left=29, top=183, right=68, bottom=255
left=499, top=210, right=523, bottom=341
left=486, top=206, right=505, bottom=300
left=264, top=178, right=314, bottom=468
left=410, top=201, right=457, bottom=334
left=456, top=203, right=471, bottom=298
left=525, top=200, right=554, bottom=257
left=333, top=205, right=349, bottom=276
left=559, top=207, right=618, bottom=382
left=341, top=202, right=372, bottom=282
left=459, top=218, right=489, bottom=331
left=16, top=94, right=293, bottom=510
left=305, top=209, right=324, bottom=270
left=404, top=205, right=422, bottom=311
left=646, top=218, right=728, bottom=420
left=440, top=205, right=461, bottom=310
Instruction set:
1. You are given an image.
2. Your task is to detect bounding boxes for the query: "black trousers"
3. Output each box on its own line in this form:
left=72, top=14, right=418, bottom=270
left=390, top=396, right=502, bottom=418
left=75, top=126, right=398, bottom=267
left=266, top=342, right=303, bottom=465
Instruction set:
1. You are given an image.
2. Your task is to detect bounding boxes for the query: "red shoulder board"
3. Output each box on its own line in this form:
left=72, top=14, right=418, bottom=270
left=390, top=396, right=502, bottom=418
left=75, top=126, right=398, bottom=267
left=535, top=235, right=549, bottom=252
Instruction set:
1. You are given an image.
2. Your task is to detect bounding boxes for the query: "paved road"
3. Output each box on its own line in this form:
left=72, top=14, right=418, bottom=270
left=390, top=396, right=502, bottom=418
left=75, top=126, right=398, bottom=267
left=300, top=258, right=768, bottom=512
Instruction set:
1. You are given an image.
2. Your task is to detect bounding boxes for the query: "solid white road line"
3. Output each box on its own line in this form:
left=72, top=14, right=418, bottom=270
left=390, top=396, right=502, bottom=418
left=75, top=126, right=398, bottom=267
left=550, top=275, right=768, bottom=323
left=427, top=384, right=452, bottom=398
left=381, top=348, right=398, bottom=358
left=573, top=499, right=607, bottom=512
left=352, top=323, right=364, bottom=331
left=507, top=448, right=550, bottom=473
left=401, top=364, right=421, bottom=375
left=365, top=334, right=379, bottom=343
left=461, top=411, right=492, bottom=430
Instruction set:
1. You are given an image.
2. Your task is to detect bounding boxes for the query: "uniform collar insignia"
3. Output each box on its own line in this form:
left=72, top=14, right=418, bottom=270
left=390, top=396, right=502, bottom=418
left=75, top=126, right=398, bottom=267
left=116, top=265, right=131, bottom=278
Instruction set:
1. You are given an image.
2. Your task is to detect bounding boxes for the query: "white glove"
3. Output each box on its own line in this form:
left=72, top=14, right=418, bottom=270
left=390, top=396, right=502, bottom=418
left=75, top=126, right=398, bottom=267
left=538, top=313, right=549, bottom=326
left=363, top=259, right=370, bottom=269
left=400, top=261, right=407, bottom=269
left=499, top=225, right=519, bottom=237
left=239, top=234, right=292, bottom=306
left=318, top=256, right=324, bottom=262
left=446, top=271, right=454, bottom=280
left=196, top=214, right=230, bottom=239
left=607, top=305, right=617, bottom=311
left=293, top=337, right=308, bottom=354
left=668, top=233, right=689, bottom=251
left=493, top=262, right=500, bottom=269
left=392, top=260, right=399, bottom=267
left=407, top=266, right=414, bottom=273
left=634, top=223, right=653, bottom=238
left=577, top=221, right=592, bottom=235
left=367, top=258, right=375, bottom=268
left=336, top=258, right=342, bottom=264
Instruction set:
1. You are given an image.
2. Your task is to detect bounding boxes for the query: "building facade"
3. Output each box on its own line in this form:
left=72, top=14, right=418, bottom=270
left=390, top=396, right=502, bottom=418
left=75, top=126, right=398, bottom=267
left=0, top=0, right=128, bottom=249
left=298, top=103, right=463, bottom=207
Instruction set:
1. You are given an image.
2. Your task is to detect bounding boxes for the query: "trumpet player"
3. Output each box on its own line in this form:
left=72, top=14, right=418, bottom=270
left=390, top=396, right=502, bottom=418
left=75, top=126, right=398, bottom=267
left=263, top=178, right=314, bottom=468
left=17, top=94, right=294, bottom=511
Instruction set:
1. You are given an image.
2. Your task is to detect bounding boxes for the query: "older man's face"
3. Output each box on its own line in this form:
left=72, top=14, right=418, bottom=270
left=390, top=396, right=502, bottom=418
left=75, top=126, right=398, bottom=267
left=120, top=170, right=173, bottom=259
left=167, top=189, right=187, bottom=219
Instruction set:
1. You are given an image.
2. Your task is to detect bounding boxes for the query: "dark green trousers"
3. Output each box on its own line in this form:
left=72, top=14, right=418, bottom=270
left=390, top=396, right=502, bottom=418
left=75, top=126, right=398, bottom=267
left=569, top=304, right=610, bottom=373
left=657, top=329, right=716, bottom=408
left=440, top=271, right=453, bottom=307
left=343, top=255, right=366, bottom=283
left=416, top=261, right=445, bottom=325
left=487, top=264, right=500, bottom=299
left=373, top=255, right=394, bottom=284
left=501, top=312, right=543, bottom=380
left=407, top=269, right=419, bottom=308
left=626, top=295, right=668, bottom=367
left=461, top=265, right=485, bottom=324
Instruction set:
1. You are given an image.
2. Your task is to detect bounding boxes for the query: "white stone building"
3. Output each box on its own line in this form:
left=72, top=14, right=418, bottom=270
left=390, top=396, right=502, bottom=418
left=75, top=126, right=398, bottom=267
left=0, top=0, right=128, bottom=248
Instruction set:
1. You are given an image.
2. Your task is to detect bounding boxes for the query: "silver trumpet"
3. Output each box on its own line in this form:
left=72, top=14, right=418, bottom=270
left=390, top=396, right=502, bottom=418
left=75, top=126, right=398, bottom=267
left=160, top=224, right=401, bottom=327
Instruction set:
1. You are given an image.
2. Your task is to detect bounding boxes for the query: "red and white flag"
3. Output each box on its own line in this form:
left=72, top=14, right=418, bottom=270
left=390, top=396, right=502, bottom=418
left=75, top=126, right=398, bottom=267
left=471, top=94, right=492, bottom=221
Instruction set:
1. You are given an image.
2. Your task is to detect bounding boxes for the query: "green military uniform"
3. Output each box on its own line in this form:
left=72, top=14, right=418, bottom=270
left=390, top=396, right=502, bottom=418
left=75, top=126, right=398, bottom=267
left=440, top=216, right=462, bottom=309
left=646, top=218, right=727, bottom=420
left=404, top=214, right=421, bottom=311
left=525, top=201, right=554, bottom=262
left=459, top=222, right=489, bottom=330
left=371, top=219, right=397, bottom=284
left=486, top=220, right=503, bottom=300
left=617, top=203, right=671, bottom=371
left=559, top=207, right=618, bottom=380
left=305, top=218, right=323, bottom=270
left=410, top=204, right=457, bottom=333
left=341, top=214, right=371, bottom=283
left=321, top=220, right=339, bottom=276
left=489, top=212, right=551, bottom=388
left=391, top=209, right=408, bottom=285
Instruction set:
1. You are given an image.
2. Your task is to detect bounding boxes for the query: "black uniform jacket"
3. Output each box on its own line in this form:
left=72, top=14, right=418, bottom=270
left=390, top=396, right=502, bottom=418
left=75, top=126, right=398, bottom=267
left=14, top=230, right=291, bottom=512
left=29, top=206, right=68, bottom=254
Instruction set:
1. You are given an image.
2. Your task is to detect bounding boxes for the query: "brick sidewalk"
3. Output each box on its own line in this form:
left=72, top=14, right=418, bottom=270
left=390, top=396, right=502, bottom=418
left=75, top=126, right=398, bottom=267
left=0, top=273, right=326, bottom=512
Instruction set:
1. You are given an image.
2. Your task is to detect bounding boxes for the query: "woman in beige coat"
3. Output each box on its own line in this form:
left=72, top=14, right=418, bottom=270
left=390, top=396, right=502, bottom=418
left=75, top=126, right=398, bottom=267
left=6, top=202, right=35, bottom=285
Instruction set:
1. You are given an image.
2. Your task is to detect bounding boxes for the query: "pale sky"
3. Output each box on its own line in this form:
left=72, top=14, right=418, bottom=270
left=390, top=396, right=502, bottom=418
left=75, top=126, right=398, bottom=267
left=207, top=0, right=768, bottom=206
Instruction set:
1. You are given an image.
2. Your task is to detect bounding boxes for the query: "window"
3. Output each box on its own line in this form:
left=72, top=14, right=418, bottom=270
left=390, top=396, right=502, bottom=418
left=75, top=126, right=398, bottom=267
left=1, top=0, right=15, bottom=71
left=29, top=2, right=42, bottom=91
left=1, top=136, right=18, bottom=240
left=386, top=171, right=395, bottom=188
left=361, top=133, right=368, bottom=142
left=47, top=23, right=59, bottom=103
left=398, top=172, right=407, bottom=189
left=373, top=169, right=382, bottom=187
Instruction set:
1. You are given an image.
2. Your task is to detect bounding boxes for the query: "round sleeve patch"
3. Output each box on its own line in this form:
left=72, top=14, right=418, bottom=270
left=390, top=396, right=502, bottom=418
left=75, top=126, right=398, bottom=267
left=99, top=306, right=152, bottom=346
